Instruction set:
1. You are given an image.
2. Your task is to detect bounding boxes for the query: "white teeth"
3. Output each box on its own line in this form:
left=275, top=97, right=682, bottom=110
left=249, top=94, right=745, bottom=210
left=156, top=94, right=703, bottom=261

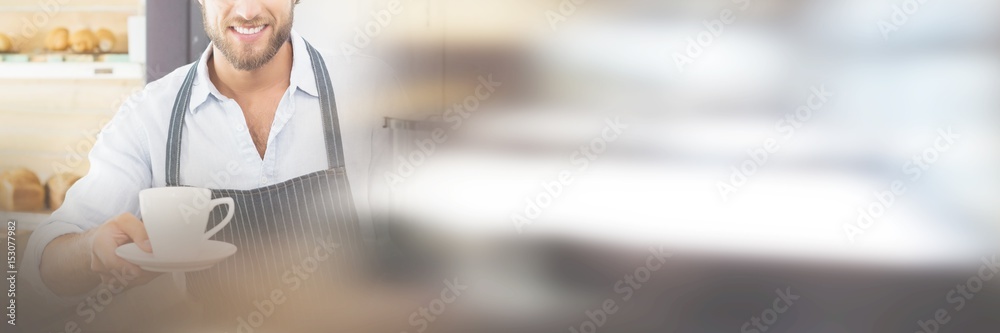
left=234, top=25, right=264, bottom=35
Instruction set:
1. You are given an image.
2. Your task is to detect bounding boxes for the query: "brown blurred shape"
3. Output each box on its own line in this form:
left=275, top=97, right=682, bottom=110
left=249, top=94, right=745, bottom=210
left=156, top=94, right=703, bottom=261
left=0, top=167, right=45, bottom=211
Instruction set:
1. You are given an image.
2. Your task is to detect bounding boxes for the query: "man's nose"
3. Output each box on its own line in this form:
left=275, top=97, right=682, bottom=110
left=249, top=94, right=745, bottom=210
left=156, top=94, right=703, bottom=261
left=232, top=0, right=263, bottom=21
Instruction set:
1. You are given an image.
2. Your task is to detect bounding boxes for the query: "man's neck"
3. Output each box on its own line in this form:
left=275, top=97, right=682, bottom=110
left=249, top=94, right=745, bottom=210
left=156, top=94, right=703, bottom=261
left=208, top=41, right=293, bottom=99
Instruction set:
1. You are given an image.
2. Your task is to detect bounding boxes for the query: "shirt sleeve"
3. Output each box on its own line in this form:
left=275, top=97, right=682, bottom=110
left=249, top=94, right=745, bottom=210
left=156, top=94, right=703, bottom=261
left=23, top=92, right=153, bottom=306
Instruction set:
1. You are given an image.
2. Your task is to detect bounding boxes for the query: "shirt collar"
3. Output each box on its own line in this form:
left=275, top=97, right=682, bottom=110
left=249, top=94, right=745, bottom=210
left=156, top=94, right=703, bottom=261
left=188, top=30, right=319, bottom=113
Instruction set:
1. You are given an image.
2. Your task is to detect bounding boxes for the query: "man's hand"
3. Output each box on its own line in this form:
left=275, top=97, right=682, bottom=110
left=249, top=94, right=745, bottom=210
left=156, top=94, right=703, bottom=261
left=87, top=213, right=160, bottom=287
left=41, top=213, right=161, bottom=297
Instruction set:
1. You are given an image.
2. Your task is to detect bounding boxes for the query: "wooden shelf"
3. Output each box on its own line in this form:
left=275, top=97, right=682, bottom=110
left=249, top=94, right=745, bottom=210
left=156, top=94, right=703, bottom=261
left=0, top=5, right=139, bottom=13
left=0, top=62, right=144, bottom=79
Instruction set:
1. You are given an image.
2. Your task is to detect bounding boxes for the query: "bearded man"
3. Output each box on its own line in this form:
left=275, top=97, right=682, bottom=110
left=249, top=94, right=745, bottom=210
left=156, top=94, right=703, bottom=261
left=25, top=0, right=394, bottom=311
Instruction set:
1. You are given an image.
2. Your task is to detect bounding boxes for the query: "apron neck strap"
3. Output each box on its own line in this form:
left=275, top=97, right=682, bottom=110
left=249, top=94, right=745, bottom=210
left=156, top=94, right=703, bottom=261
left=165, top=40, right=344, bottom=187
left=304, top=41, right=346, bottom=171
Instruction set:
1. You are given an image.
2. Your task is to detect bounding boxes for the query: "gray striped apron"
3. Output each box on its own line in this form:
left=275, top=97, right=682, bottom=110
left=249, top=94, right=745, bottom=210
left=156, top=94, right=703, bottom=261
left=164, top=42, right=368, bottom=315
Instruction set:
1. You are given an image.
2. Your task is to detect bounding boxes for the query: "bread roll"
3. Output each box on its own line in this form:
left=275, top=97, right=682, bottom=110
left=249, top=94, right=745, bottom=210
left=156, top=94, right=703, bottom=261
left=0, top=33, right=12, bottom=53
left=94, top=28, right=116, bottom=53
left=0, top=168, right=45, bottom=212
left=47, top=28, right=70, bottom=51
left=69, top=29, right=97, bottom=53
left=45, top=173, right=81, bottom=211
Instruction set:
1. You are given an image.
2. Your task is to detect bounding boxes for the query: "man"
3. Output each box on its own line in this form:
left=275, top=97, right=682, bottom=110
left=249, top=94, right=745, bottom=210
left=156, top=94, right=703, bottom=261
left=24, top=0, right=398, bottom=305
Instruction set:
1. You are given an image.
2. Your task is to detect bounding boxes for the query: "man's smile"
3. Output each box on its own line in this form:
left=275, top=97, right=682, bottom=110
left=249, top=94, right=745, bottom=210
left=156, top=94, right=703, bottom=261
left=230, top=24, right=270, bottom=42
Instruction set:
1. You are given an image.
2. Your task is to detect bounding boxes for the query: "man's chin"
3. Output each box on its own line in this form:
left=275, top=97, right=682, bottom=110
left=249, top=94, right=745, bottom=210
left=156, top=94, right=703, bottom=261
left=214, top=42, right=272, bottom=70
left=229, top=57, right=273, bottom=71
left=227, top=36, right=269, bottom=51
left=210, top=25, right=290, bottom=71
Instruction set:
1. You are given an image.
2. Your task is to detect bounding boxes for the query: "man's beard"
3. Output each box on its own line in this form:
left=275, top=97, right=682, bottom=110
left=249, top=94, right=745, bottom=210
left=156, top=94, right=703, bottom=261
left=203, top=12, right=293, bottom=72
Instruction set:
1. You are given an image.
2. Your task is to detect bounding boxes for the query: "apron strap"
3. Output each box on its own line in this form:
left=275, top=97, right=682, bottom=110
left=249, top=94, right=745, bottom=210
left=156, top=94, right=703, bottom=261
left=165, top=40, right=344, bottom=186
left=303, top=41, right=346, bottom=170
left=165, top=62, right=199, bottom=187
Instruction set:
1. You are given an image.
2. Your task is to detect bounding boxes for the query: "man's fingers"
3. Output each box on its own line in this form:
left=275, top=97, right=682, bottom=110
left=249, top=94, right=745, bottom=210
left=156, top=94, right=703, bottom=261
left=83, top=214, right=162, bottom=293
left=92, top=235, right=132, bottom=274
left=92, top=258, right=112, bottom=286
left=114, top=213, right=152, bottom=253
left=120, top=263, right=143, bottom=280
left=90, top=251, right=105, bottom=273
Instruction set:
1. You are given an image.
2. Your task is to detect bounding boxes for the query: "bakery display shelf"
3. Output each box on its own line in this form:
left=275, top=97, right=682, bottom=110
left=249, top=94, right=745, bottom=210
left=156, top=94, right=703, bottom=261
left=0, top=5, right=138, bottom=13
left=0, top=61, right=143, bottom=79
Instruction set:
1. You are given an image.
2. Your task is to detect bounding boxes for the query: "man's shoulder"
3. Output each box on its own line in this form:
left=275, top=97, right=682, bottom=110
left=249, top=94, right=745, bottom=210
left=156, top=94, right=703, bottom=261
left=139, top=63, right=196, bottom=103
left=118, top=63, right=195, bottom=115
left=105, top=63, right=197, bottom=135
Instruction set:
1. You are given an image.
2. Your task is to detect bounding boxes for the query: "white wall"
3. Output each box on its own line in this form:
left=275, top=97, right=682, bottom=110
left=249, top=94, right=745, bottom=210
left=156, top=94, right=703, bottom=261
left=292, top=0, right=366, bottom=53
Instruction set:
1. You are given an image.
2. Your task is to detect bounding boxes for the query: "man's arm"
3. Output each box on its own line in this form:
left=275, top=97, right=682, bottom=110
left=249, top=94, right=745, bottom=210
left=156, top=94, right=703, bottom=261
left=39, top=231, right=100, bottom=296
left=24, top=91, right=158, bottom=300
left=40, top=214, right=155, bottom=297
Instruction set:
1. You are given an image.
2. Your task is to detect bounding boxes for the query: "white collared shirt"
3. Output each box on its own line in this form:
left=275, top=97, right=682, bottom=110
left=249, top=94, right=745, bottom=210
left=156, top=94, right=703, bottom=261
left=25, top=30, right=398, bottom=304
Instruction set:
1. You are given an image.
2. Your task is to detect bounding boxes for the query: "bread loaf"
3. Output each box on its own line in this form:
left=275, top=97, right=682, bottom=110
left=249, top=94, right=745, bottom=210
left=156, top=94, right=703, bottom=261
left=0, top=33, right=12, bottom=53
left=69, top=29, right=97, bottom=53
left=0, top=168, right=45, bottom=212
left=95, top=28, right=116, bottom=53
left=46, top=28, right=70, bottom=51
left=45, top=173, right=81, bottom=211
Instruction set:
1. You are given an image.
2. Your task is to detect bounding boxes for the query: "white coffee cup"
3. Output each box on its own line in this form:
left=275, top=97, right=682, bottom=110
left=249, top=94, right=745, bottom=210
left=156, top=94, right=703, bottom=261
left=139, top=187, right=235, bottom=260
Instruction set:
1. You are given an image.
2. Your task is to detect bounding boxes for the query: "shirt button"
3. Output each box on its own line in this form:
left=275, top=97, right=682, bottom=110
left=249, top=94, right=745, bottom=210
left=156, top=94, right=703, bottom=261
left=261, top=177, right=268, bottom=184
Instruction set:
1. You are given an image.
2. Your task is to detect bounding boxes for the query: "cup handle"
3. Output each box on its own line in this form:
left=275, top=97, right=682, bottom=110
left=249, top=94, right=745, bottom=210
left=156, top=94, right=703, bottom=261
left=203, top=197, right=235, bottom=241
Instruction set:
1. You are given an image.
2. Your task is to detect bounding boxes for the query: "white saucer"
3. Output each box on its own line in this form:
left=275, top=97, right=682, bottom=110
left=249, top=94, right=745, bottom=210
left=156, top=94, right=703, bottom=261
left=115, top=240, right=237, bottom=273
